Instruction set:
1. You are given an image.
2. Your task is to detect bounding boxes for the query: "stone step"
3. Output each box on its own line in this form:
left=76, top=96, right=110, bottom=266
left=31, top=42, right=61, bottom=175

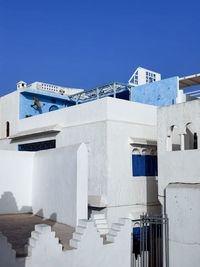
left=106, top=234, right=115, bottom=243
left=31, top=231, right=40, bottom=239
left=69, top=239, right=80, bottom=249
left=119, top=218, right=126, bottom=225
left=91, top=213, right=105, bottom=220
left=109, top=229, right=119, bottom=236
left=72, top=232, right=82, bottom=241
left=78, top=219, right=88, bottom=228
left=7, top=243, right=12, bottom=250
left=112, top=223, right=123, bottom=231
left=28, top=237, right=37, bottom=247
left=35, top=224, right=51, bottom=234
left=96, top=223, right=108, bottom=229
left=27, top=245, right=34, bottom=257
left=54, top=237, right=60, bottom=245
left=94, top=219, right=107, bottom=224
left=75, top=226, right=86, bottom=234
left=11, top=249, right=16, bottom=258
left=97, top=228, right=109, bottom=235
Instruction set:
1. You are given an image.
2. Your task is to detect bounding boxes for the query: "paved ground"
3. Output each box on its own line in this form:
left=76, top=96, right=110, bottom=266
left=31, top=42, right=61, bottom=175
left=0, top=213, right=75, bottom=257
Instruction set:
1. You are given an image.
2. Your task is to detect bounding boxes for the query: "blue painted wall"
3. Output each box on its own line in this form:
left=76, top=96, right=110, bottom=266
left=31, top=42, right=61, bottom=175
left=20, top=89, right=75, bottom=119
left=131, top=76, right=178, bottom=106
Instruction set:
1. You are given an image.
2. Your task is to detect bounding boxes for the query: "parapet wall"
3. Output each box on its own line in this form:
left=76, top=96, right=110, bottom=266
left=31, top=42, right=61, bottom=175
left=0, top=218, right=132, bottom=267
left=0, top=150, right=34, bottom=214
left=32, top=143, right=88, bottom=226
left=0, top=143, right=88, bottom=227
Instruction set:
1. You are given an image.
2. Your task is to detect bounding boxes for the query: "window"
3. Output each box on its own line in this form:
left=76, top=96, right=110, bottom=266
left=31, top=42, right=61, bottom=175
left=167, top=125, right=181, bottom=151
left=184, top=123, right=198, bottom=150
left=6, top=121, right=10, bottom=137
left=131, top=143, right=157, bottom=177
left=146, top=71, right=156, bottom=83
left=18, top=140, right=56, bottom=152
left=132, top=154, right=157, bottom=176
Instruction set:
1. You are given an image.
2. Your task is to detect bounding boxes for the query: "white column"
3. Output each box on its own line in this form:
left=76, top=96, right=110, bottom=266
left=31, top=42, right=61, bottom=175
left=181, top=134, right=185, bottom=150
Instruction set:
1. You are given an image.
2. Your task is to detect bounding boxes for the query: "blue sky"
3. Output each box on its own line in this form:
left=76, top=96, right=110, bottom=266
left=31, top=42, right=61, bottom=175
left=0, top=0, right=200, bottom=96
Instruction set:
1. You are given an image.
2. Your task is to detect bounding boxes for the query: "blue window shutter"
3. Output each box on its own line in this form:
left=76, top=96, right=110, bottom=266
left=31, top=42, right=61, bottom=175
left=132, top=154, right=158, bottom=177
left=154, top=156, right=158, bottom=176
left=132, top=155, right=142, bottom=176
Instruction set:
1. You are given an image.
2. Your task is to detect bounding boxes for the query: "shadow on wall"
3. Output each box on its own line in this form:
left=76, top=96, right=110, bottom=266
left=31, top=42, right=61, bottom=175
left=35, top=208, right=57, bottom=223
left=146, top=178, right=162, bottom=215
left=0, top=192, right=32, bottom=214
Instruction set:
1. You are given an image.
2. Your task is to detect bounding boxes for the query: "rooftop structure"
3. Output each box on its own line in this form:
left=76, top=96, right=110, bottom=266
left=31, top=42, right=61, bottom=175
left=17, top=80, right=84, bottom=96
left=128, top=67, right=161, bottom=86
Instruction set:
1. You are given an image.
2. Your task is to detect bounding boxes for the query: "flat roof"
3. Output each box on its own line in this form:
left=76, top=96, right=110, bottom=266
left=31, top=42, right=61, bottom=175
left=179, top=73, right=200, bottom=88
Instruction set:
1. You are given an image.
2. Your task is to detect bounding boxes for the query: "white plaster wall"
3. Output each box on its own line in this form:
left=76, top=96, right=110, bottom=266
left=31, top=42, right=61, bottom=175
left=26, top=218, right=131, bottom=267
left=157, top=99, right=200, bottom=199
left=0, top=150, right=34, bottom=213
left=0, top=218, right=132, bottom=267
left=0, top=97, right=159, bottom=223
left=0, top=91, right=19, bottom=138
left=106, top=97, right=157, bottom=125
left=32, top=144, right=88, bottom=226
left=104, top=201, right=161, bottom=228
left=104, top=119, right=160, bottom=224
left=106, top=120, right=158, bottom=206
left=57, top=121, right=107, bottom=201
left=18, top=97, right=156, bottom=132
left=166, top=184, right=200, bottom=267
left=18, top=97, right=109, bottom=132
left=0, top=233, right=17, bottom=267
left=158, top=99, right=200, bottom=154
left=158, top=149, right=200, bottom=198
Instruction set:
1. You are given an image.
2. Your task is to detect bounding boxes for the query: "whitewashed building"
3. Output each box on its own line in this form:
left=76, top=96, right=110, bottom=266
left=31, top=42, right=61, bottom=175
left=0, top=68, right=200, bottom=266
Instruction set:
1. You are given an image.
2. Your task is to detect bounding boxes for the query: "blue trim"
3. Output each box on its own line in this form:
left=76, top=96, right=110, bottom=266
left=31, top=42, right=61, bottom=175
left=49, top=105, right=59, bottom=112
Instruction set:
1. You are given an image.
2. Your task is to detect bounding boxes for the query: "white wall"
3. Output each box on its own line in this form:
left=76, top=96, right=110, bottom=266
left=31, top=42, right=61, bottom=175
left=0, top=97, right=159, bottom=223
left=0, top=91, right=19, bottom=138
left=166, top=184, right=200, bottom=267
left=157, top=99, right=200, bottom=200
left=158, top=149, right=200, bottom=198
left=106, top=120, right=158, bottom=206
left=0, top=233, right=17, bottom=267
left=18, top=97, right=156, bottom=132
left=32, top=144, right=88, bottom=226
left=0, top=218, right=132, bottom=267
left=0, top=150, right=34, bottom=213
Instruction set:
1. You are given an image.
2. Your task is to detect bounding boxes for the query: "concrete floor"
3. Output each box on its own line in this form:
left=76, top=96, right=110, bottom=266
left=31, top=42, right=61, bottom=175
left=0, top=213, right=75, bottom=257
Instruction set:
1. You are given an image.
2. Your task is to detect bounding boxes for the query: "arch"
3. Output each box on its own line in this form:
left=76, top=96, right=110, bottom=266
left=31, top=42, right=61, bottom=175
left=141, top=148, right=149, bottom=155
left=132, top=148, right=141, bottom=155
left=150, top=148, right=157, bottom=155
left=184, top=122, right=198, bottom=150
left=49, top=105, right=58, bottom=112
left=6, top=121, right=10, bottom=137
left=167, top=125, right=181, bottom=151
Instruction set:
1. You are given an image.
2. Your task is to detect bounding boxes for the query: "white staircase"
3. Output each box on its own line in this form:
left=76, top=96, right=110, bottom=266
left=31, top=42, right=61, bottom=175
left=91, top=213, right=109, bottom=235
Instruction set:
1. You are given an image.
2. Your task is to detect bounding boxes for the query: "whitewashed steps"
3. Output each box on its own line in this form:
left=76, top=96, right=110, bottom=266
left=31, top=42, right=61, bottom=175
left=91, top=213, right=109, bottom=235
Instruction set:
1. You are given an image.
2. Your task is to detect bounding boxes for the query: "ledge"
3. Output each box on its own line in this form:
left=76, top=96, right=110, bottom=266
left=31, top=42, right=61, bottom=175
left=9, top=124, right=62, bottom=140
